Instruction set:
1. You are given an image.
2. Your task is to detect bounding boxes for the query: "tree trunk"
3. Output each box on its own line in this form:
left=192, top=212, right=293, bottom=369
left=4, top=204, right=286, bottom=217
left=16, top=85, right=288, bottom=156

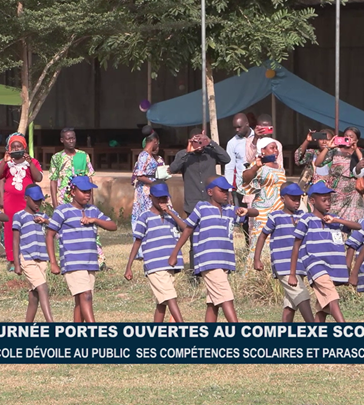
left=17, top=3, right=29, bottom=135
left=206, top=60, right=221, bottom=174
left=206, top=60, right=219, bottom=145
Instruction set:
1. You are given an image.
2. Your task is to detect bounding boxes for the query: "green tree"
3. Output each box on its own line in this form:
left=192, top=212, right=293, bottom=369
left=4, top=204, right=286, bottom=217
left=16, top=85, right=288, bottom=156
left=0, top=0, right=126, bottom=149
left=93, top=0, right=317, bottom=143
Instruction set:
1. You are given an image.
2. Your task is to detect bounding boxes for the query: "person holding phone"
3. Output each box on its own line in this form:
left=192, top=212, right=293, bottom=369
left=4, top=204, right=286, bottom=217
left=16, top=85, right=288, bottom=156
left=245, top=114, right=284, bottom=167
left=169, top=128, right=230, bottom=270
left=314, top=126, right=364, bottom=221
left=0, top=132, right=42, bottom=271
left=241, top=137, right=286, bottom=253
left=294, top=129, right=334, bottom=193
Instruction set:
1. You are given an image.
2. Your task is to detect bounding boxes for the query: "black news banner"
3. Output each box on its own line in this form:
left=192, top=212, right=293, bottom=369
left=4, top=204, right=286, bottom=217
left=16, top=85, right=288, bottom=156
left=0, top=323, right=364, bottom=364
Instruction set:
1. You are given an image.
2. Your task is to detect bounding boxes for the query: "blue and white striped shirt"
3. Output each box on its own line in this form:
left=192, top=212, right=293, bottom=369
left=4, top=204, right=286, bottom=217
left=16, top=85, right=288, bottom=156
left=263, top=210, right=305, bottom=277
left=134, top=209, right=184, bottom=275
left=293, top=213, right=350, bottom=284
left=345, top=219, right=364, bottom=292
left=48, top=203, right=110, bottom=274
left=186, top=201, right=246, bottom=275
left=12, top=210, right=49, bottom=261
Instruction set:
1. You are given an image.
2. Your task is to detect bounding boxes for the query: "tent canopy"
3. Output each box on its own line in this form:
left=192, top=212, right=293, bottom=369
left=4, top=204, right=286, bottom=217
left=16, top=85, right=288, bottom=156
left=0, top=84, right=22, bottom=106
left=147, top=64, right=364, bottom=135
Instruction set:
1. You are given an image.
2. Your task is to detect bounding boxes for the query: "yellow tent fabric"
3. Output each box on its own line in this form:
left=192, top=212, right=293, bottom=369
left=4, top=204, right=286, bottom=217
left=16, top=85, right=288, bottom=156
left=0, top=84, right=21, bottom=106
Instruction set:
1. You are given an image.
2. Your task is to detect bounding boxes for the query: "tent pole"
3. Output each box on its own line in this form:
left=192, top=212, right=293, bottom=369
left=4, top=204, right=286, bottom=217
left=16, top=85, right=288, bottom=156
left=147, top=60, right=152, bottom=126
left=271, top=93, right=277, bottom=139
left=201, top=0, right=207, bottom=134
left=335, top=0, right=340, bottom=134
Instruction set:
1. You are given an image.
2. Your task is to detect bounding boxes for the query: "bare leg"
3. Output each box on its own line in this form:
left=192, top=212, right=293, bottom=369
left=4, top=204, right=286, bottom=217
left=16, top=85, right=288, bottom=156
left=25, top=290, right=39, bottom=322
left=166, top=298, right=183, bottom=322
left=315, top=311, right=328, bottom=323
left=36, top=283, right=53, bottom=322
left=205, top=303, right=219, bottom=322
left=154, top=304, right=167, bottom=322
left=282, top=307, right=295, bottom=323
left=297, top=300, right=315, bottom=322
left=73, top=295, right=84, bottom=323
left=79, top=290, right=95, bottom=322
left=328, top=300, right=345, bottom=322
left=221, top=300, right=238, bottom=322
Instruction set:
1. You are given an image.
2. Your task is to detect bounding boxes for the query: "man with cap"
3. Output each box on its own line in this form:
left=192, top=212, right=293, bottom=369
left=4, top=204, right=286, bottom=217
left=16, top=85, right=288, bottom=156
left=254, top=182, right=314, bottom=323
left=47, top=176, right=117, bottom=322
left=289, top=182, right=361, bottom=323
left=125, top=181, right=186, bottom=323
left=13, top=184, right=55, bottom=322
left=169, top=175, right=258, bottom=322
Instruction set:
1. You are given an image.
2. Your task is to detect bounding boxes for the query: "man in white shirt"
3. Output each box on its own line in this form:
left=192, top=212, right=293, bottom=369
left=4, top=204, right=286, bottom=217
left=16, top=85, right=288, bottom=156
left=225, top=113, right=254, bottom=206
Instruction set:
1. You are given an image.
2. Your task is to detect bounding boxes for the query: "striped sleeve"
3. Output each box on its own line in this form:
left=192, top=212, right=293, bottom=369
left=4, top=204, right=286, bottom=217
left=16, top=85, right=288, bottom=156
left=263, top=214, right=275, bottom=235
left=48, top=208, right=65, bottom=232
left=294, top=216, right=308, bottom=239
left=12, top=212, right=22, bottom=231
left=346, top=229, right=364, bottom=250
left=186, top=204, right=201, bottom=228
left=133, top=214, right=147, bottom=240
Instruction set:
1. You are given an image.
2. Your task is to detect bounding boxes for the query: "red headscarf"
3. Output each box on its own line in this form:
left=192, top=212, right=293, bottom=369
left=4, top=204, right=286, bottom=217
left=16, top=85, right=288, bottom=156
left=8, top=134, right=27, bottom=149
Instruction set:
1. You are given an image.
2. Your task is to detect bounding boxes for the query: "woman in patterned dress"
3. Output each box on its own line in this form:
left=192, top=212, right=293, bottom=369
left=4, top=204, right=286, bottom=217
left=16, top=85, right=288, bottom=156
left=240, top=137, right=286, bottom=250
left=314, top=127, right=364, bottom=222
left=131, top=127, right=164, bottom=257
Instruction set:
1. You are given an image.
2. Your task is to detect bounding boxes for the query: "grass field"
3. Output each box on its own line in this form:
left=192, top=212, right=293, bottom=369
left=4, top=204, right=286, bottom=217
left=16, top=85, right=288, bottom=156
left=1, top=227, right=364, bottom=405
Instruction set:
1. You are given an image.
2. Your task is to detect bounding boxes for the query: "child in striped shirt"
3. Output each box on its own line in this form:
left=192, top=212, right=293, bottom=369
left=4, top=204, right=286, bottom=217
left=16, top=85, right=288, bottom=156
left=125, top=182, right=186, bottom=322
left=289, top=182, right=360, bottom=322
left=169, top=175, right=258, bottom=322
left=254, top=182, right=314, bottom=322
left=13, top=184, right=54, bottom=322
left=46, top=176, right=117, bottom=322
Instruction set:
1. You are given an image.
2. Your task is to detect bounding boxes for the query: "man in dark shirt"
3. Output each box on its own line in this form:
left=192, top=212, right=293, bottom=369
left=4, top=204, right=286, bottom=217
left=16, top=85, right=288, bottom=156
left=170, top=129, right=230, bottom=269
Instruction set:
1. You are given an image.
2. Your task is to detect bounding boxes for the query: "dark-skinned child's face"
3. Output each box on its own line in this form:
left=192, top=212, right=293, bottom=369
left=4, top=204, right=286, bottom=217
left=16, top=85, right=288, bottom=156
left=207, top=186, right=229, bottom=205
left=25, top=196, right=42, bottom=214
left=71, top=187, right=91, bottom=207
left=310, top=193, right=332, bottom=215
left=281, top=194, right=301, bottom=213
left=150, top=194, right=168, bottom=212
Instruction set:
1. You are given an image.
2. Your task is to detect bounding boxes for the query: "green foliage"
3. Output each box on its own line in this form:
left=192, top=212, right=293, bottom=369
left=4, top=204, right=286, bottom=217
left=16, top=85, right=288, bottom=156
left=92, top=0, right=318, bottom=76
left=0, top=0, right=131, bottom=124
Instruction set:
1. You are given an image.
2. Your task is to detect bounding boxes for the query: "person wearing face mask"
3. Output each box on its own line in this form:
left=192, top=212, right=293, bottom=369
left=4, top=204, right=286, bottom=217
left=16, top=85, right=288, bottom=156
left=131, top=126, right=165, bottom=258
left=0, top=132, right=43, bottom=271
left=315, top=126, right=364, bottom=222
left=241, top=137, right=286, bottom=251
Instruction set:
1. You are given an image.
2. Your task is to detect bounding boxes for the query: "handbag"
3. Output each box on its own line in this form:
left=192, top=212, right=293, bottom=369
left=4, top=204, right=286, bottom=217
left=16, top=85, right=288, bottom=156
left=356, top=176, right=364, bottom=195
left=297, top=164, right=314, bottom=194
left=155, top=165, right=172, bottom=180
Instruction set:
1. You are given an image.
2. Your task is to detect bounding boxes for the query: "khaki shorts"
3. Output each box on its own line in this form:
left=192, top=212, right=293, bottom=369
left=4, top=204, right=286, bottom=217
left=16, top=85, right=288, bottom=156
left=201, top=268, right=234, bottom=306
left=20, top=254, right=47, bottom=291
left=64, top=270, right=96, bottom=296
left=312, top=274, right=340, bottom=313
left=147, top=270, right=177, bottom=305
left=278, top=275, right=310, bottom=311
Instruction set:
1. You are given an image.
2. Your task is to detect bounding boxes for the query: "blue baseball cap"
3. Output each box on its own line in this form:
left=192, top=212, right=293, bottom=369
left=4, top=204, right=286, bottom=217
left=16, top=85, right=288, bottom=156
left=206, top=176, right=233, bottom=191
left=25, top=185, right=45, bottom=201
left=307, top=182, right=335, bottom=196
left=280, top=183, right=304, bottom=196
left=71, top=176, right=98, bottom=191
left=150, top=182, right=170, bottom=197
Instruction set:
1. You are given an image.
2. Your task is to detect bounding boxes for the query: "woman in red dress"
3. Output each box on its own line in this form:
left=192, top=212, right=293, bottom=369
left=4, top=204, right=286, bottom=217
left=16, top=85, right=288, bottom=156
left=0, top=133, right=42, bottom=271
